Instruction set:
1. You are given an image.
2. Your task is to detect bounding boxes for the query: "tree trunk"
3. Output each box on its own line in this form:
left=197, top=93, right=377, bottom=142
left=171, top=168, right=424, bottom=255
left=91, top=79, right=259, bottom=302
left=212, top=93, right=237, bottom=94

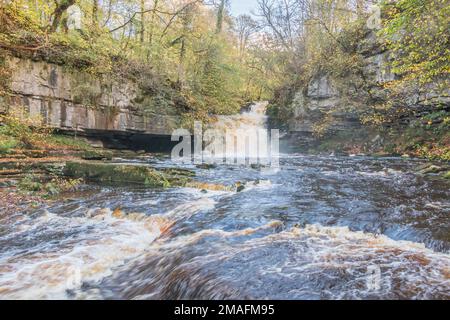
left=50, top=0, right=76, bottom=33
left=356, top=0, right=365, bottom=16
left=140, top=0, right=145, bottom=42
left=148, top=0, right=159, bottom=46
left=177, top=37, right=186, bottom=87
left=92, top=0, right=98, bottom=26
left=216, top=0, right=225, bottom=34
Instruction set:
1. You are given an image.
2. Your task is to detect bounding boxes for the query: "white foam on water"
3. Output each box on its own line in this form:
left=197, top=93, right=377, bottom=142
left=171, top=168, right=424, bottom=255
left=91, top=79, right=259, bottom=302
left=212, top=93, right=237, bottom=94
left=424, top=202, right=450, bottom=211
left=0, top=195, right=219, bottom=300
left=159, top=220, right=285, bottom=250
left=242, top=225, right=450, bottom=299
left=164, top=197, right=217, bottom=221
left=179, top=186, right=233, bottom=197
left=356, top=168, right=404, bottom=178
left=241, top=180, right=276, bottom=192
left=151, top=224, right=450, bottom=299
left=0, top=209, right=167, bottom=299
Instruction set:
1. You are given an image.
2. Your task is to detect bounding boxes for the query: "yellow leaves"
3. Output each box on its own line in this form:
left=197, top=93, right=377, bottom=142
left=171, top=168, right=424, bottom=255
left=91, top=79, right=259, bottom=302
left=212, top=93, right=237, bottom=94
left=381, top=0, right=448, bottom=87
left=361, top=112, right=390, bottom=126
left=443, top=117, right=450, bottom=125
left=0, top=105, right=53, bottom=151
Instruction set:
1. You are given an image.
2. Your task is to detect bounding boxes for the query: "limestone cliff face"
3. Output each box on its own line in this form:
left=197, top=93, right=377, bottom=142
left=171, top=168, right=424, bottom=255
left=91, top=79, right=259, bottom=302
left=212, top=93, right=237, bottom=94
left=286, top=29, right=450, bottom=144
left=288, top=49, right=394, bottom=136
left=289, top=74, right=348, bottom=133
left=2, top=57, right=181, bottom=137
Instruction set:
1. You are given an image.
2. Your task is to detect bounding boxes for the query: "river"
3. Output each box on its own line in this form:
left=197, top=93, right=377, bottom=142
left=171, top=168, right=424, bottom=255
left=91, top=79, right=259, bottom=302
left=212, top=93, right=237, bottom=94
left=0, top=103, right=449, bottom=300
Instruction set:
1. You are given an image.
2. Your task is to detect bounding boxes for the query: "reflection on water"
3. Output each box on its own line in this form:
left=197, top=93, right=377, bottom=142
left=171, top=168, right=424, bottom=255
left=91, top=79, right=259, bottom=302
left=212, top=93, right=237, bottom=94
left=0, top=154, right=449, bottom=300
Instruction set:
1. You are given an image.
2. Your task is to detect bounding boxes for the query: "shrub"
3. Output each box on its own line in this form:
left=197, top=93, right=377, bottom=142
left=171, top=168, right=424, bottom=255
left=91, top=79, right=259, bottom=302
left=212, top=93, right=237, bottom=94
left=0, top=106, right=51, bottom=149
left=18, top=174, right=83, bottom=197
left=0, top=134, right=18, bottom=154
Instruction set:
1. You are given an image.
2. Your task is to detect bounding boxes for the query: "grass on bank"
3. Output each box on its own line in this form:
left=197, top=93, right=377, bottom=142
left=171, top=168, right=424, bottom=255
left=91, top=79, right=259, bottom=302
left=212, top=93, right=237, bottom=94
left=17, top=173, right=83, bottom=198
left=0, top=108, right=97, bottom=198
left=0, top=107, right=97, bottom=156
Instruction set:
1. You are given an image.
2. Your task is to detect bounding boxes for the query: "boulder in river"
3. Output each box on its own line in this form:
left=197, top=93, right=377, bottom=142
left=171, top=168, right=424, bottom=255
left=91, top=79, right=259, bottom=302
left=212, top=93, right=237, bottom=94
left=81, top=150, right=113, bottom=161
left=186, top=181, right=232, bottom=192
left=235, top=182, right=245, bottom=192
left=417, top=164, right=448, bottom=175
left=196, top=163, right=218, bottom=170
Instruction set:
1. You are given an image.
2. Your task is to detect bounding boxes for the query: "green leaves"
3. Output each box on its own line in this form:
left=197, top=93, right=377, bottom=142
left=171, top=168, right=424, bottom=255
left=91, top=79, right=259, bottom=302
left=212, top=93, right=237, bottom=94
left=379, top=0, right=450, bottom=87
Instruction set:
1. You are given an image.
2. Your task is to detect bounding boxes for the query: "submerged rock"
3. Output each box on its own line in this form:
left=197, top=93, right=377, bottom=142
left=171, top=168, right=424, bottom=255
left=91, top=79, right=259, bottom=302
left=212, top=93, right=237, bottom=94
left=417, top=164, right=448, bottom=175
left=235, top=182, right=245, bottom=192
left=63, top=161, right=194, bottom=188
left=81, top=150, right=113, bottom=161
left=185, top=181, right=252, bottom=193
left=159, top=167, right=196, bottom=178
left=186, top=181, right=233, bottom=192
left=196, top=163, right=217, bottom=170
left=250, top=163, right=268, bottom=170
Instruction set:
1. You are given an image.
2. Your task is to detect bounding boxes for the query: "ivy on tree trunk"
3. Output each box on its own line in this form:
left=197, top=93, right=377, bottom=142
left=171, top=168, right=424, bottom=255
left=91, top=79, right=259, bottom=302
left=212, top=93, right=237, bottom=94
left=50, top=0, right=76, bottom=33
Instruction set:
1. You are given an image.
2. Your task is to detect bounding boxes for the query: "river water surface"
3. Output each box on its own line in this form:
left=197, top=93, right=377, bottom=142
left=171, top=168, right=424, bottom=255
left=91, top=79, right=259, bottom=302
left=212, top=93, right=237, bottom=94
left=0, top=105, right=449, bottom=300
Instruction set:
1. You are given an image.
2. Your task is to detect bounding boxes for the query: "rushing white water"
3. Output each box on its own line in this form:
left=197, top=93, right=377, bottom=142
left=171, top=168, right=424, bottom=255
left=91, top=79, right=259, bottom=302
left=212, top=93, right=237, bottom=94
left=215, top=102, right=269, bottom=133
left=208, top=102, right=274, bottom=161
left=1, top=154, right=449, bottom=300
left=0, top=190, right=218, bottom=299
left=0, top=102, right=449, bottom=300
left=111, top=223, right=449, bottom=300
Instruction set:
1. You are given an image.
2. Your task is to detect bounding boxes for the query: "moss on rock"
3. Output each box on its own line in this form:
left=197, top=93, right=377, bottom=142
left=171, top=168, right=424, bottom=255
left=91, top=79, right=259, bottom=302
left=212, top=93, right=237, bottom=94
left=417, top=164, right=448, bottom=175
left=80, top=150, right=113, bottom=161
left=63, top=161, right=194, bottom=188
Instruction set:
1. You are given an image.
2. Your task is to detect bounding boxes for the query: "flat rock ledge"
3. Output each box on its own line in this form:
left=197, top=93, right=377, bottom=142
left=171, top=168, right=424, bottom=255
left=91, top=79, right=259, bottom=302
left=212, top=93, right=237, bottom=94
left=63, top=161, right=195, bottom=188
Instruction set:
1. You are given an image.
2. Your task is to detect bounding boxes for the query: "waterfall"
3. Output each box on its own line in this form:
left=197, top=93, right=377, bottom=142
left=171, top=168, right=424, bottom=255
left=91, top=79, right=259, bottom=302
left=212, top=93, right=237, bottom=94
left=206, top=102, right=271, bottom=162
left=215, top=101, right=269, bottom=133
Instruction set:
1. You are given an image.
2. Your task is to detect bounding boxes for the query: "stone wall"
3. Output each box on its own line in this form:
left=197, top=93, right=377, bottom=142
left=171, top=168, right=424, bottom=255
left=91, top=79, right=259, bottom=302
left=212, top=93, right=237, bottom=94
left=3, top=57, right=181, bottom=137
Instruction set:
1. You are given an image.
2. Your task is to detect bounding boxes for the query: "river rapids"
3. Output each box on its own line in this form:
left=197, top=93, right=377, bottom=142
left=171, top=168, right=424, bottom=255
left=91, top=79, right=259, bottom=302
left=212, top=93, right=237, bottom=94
left=0, top=103, right=449, bottom=300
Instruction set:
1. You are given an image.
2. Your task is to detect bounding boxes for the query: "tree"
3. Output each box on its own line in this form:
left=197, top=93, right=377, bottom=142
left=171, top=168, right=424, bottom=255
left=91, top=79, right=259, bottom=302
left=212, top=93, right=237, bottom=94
left=380, top=0, right=449, bottom=88
left=139, top=0, right=145, bottom=42
left=50, top=0, right=76, bottom=32
left=148, top=0, right=160, bottom=45
left=1, top=0, right=284, bottom=119
left=92, top=0, right=98, bottom=26
left=215, top=0, right=226, bottom=33
left=234, top=14, right=259, bottom=59
left=256, top=0, right=309, bottom=51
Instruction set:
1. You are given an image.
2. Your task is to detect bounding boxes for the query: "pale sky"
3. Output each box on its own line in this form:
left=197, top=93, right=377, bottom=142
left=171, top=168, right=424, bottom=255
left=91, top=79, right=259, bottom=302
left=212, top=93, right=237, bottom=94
left=230, top=0, right=259, bottom=16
